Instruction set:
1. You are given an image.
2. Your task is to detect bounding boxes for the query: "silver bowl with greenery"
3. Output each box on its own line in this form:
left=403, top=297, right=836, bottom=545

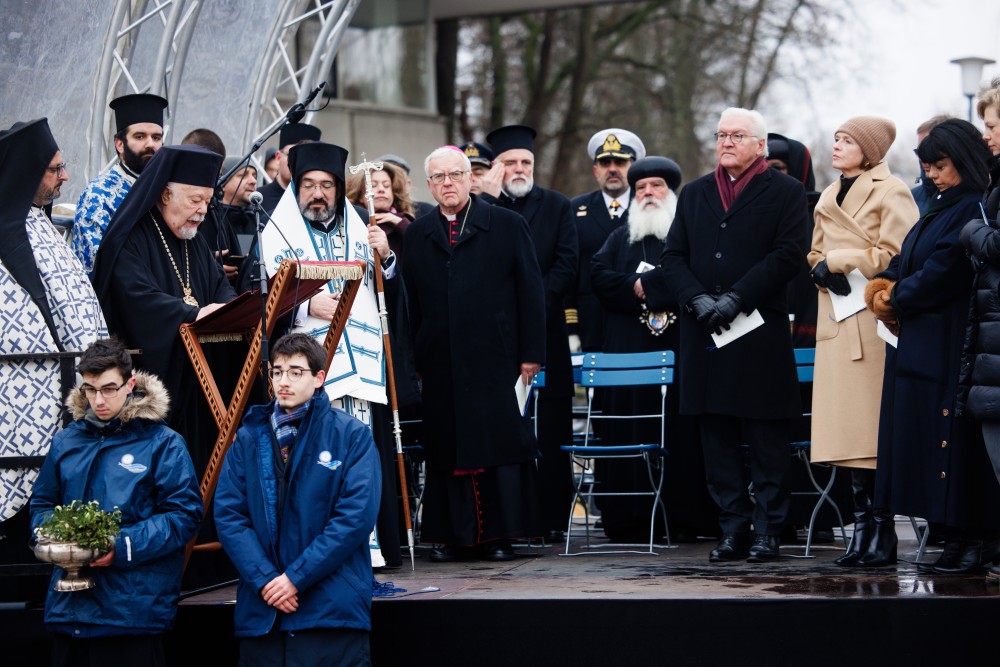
left=34, top=500, right=121, bottom=592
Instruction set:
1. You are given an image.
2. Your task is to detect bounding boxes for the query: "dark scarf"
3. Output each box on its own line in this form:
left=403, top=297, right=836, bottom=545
left=82, top=394, right=135, bottom=434
left=715, top=155, right=769, bottom=211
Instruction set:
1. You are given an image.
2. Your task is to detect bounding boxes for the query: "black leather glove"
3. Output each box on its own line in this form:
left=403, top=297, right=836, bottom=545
left=705, top=291, right=743, bottom=335
left=811, top=260, right=851, bottom=297
left=687, top=294, right=717, bottom=328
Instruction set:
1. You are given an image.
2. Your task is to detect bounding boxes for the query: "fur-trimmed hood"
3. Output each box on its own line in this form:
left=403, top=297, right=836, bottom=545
left=66, top=370, right=171, bottom=423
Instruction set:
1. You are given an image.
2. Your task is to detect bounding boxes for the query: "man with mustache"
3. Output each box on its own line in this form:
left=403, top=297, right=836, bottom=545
left=92, top=144, right=236, bottom=481
left=570, top=128, right=645, bottom=354
left=481, top=124, right=579, bottom=543
left=73, top=93, right=168, bottom=274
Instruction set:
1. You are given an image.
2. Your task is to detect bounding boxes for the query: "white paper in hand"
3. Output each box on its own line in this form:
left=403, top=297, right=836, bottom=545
left=515, top=376, right=531, bottom=416
left=828, top=269, right=869, bottom=322
left=876, top=320, right=898, bottom=348
left=711, top=309, right=765, bottom=348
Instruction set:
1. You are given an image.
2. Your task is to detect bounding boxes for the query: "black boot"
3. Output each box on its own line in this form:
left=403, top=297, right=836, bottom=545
left=834, top=469, right=875, bottom=567
left=856, top=510, right=897, bottom=567
left=933, top=534, right=1000, bottom=575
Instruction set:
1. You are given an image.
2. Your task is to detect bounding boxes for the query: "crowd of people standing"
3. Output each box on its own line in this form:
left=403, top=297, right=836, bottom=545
left=10, top=74, right=1000, bottom=665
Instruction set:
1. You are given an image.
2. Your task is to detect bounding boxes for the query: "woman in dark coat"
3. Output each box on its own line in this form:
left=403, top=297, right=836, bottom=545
left=957, top=78, right=1000, bottom=579
left=865, top=118, right=1000, bottom=573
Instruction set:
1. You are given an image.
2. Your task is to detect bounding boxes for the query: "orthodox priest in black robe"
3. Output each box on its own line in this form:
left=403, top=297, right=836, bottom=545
left=404, top=146, right=546, bottom=561
left=92, top=145, right=236, bottom=478
left=591, top=157, right=719, bottom=542
left=482, top=125, right=579, bottom=539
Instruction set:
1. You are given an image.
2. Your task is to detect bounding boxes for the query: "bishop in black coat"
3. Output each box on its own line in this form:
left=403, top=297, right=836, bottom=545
left=404, top=190, right=546, bottom=547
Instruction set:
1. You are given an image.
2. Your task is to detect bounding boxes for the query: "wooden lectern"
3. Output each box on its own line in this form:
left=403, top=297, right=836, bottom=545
left=179, top=259, right=365, bottom=565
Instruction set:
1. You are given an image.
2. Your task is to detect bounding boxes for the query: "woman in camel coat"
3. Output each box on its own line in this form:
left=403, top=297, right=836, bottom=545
left=807, top=116, right=918, bottom=567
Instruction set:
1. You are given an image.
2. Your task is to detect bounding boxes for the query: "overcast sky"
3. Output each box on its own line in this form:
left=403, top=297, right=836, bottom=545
left=765, top=0, right=1000, bottom=187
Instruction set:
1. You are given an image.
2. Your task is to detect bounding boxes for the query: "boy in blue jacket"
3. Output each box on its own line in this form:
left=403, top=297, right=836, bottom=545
left=215, top=333, right=381, bottom=666
left=30, top=338, right=203, bottom=666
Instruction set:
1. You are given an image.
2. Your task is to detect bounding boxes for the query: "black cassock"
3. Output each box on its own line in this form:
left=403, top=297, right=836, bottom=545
left=591, top=226, right=719, bottom=540
left=403, top=196, right=546, bottom=546
left=485, top=186, right=579, bottom=533
left=98, top=211, right=237, bottom=477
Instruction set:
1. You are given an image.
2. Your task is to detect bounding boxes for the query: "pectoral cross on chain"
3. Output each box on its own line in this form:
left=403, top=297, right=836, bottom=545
left=348, top=153, right=384, bottom=220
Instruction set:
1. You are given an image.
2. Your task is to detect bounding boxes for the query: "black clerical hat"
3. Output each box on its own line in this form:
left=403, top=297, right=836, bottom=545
left=109, top=94, right=168, bottom=133
left=486, top=125, right=537, bottom=156
left=289, top=142, right=348, bottom=185
left=627, top=156, right=683, bottom=192
left=460, top=141, right=493, bottom=167
left=279, top=123, right=322, bottom=149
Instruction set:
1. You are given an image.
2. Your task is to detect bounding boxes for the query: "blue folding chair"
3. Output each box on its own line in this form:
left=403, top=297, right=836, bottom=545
left=788, top=347, right=848, bottom=557
left=557, top=350, right=674, bottom=555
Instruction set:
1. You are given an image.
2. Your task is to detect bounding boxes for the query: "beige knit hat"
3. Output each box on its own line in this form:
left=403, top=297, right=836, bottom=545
left=836, top=116, right=896, bottom=167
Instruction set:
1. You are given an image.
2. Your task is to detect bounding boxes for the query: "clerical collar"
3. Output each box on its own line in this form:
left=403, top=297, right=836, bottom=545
left=602, top=190, right=630, bottom=210
left=118, top=160, right=141, bottom=182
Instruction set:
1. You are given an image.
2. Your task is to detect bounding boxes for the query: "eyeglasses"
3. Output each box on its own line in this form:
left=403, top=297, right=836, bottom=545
left=300, top=181, right=336, bottom=192
left=714, top=133, right=757, bottom=144
left=80, top=384, right=127, bottom=399
left=45, top=163, right=68, bottom=175
left=428, top=169, right=468, bottom=185
left=270, top=367, right=312, bottom=381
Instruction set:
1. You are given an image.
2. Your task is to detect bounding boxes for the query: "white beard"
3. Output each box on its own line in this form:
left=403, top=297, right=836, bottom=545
left=504, top=175, right=534, bottom=199
left=627, top=190, right=677, bottom=244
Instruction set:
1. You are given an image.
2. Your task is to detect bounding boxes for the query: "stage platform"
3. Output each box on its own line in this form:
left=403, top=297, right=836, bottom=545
left=4, top=524, right=1000, bottom=666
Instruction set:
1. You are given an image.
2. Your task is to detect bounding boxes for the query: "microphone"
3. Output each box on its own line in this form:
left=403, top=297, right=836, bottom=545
left=248, top=191, right=264, bottom=211
left=286, top=82, right=327, bottom=124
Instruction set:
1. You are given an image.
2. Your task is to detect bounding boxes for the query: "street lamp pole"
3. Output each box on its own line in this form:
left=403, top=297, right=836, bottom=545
left=951, top=56, right=996, bottom=122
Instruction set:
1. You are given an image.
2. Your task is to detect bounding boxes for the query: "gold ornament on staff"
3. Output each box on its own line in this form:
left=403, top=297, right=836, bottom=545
left=348, top=153, right=416, bottom=571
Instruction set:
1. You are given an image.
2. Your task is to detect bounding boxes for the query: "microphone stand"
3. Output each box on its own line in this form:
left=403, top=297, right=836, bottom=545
left=248, top=193, right=270, bottom=370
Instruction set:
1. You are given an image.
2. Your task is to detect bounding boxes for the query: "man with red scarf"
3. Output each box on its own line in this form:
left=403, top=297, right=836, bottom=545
left=639, top=107, right=807, bottom=563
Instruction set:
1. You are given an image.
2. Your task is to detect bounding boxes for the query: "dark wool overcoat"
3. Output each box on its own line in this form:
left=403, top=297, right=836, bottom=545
left=403, top=196, right=546, bottom=469
left=876, top=185, right=1000, bottom=529
left=642, top=168, right=806, bottom=419
left=570, top=188, right=627, bottom=351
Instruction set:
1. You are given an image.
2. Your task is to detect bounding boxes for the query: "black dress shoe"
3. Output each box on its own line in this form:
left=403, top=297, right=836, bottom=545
left=429, top=545, right=460, bottom=563
left=709, top=534, right=750, bottom=562
left=918, top=539, right=963, bottom=573
left=747, top=534, right=780, bottom=562
left=482, top=541, right=516, bottom=562
left=933, top=538, right=1000, bottom=575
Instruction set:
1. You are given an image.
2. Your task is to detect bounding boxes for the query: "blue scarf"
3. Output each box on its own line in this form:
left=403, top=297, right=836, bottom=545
left=270, top=401, right=309, bottom=464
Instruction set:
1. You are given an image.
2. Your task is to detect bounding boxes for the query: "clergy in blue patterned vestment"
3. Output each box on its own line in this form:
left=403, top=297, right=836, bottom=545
left=0, top=118, right=107, bottom=548
left=72, top=93, right=168, bottom=274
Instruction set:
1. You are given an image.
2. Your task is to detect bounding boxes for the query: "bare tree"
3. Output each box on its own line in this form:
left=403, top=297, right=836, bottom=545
left=448, top=0, right=846, bottom=196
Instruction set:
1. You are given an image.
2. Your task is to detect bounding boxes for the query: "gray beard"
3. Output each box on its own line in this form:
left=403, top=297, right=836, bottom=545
left=302, top=204, right=335, bottom=222
left=627, top=190, right=678, bottom=243
left=178, top=225, right=198, bottom=240
left=504, top=176, right=533, bottom=199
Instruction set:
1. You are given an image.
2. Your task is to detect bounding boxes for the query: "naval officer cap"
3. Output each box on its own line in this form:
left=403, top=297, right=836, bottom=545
left=109, top=93, right=168, bottom=134
left=588, top=128, right=645, bottom=162
left=627, top=156, right=683, bottom=192
left=459, top=141, right=493, bottom=168
left=377, top=154, right=412, bottom=175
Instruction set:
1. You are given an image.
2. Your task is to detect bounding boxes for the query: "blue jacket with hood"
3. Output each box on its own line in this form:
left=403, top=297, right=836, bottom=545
left=214, top=389, right=381, bottom=637
left=30, top=371, right=202, bottom=635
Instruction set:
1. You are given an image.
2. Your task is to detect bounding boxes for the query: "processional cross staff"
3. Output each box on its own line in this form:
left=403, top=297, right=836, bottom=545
left=349, top=153, right=416, bottom=571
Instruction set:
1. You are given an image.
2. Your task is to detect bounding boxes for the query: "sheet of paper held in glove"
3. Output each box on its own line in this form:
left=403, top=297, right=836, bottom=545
left=876, top=320, right=898, bottom=348
left=828, top=268, right=869, bottom=322
left=711, top=309, right=764, bottom=348
left=515, top=376, right=531, bottom=416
